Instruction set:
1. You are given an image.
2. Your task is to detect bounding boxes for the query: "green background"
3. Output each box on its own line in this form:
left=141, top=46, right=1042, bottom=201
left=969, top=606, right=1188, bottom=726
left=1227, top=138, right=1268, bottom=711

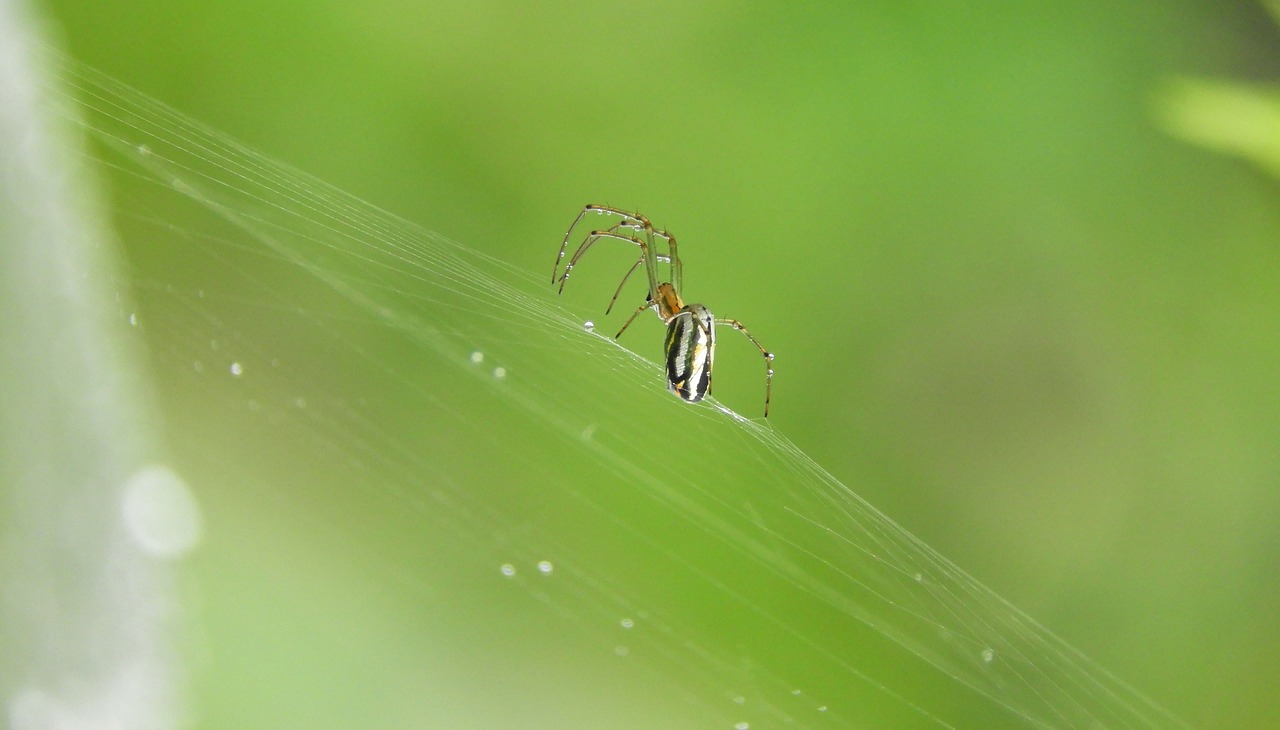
left=40, top=0, right=1280, bottom=727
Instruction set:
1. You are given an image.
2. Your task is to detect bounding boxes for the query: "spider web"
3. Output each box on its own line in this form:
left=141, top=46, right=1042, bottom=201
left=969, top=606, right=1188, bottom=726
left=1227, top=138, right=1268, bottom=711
left=35, top=53, right=1192, bottom=729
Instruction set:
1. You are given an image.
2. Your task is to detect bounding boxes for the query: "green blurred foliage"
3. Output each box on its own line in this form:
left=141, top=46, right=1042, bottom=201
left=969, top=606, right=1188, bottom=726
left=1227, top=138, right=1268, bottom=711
left=41, top=0, right=1280, bottom=727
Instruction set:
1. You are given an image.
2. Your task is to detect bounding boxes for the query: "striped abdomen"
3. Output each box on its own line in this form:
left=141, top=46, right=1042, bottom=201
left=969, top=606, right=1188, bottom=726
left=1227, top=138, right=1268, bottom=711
left=664, top=305, right=715, bottom=402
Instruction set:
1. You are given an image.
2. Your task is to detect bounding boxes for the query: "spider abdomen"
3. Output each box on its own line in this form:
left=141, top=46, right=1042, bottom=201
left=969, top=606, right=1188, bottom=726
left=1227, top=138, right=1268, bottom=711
left=664, top=305, right=715, bottom=403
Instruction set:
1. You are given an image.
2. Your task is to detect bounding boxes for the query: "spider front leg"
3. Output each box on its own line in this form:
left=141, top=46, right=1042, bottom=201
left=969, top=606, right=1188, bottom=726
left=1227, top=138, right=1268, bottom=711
left=605, top=253, right=675, bottom=316
left=555, top=228, right=642, bottom=292
left=614, top=297, right=657, bottom=340
left=553, top=205, right=646, bottom=282
left=554, top=205, right=682, bottom=294
left=717, top=318, right=775, bottom=418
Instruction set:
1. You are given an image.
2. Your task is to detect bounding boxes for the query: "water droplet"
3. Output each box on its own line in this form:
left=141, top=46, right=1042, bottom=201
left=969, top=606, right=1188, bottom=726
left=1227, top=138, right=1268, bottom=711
left=493, top=366, right=507, bottom=379
left=128, top=313, right=138, bottom=327
left=294, top=397, right=307, bottom=408
left=193, top=360, right=204, bottom=373
left=500, top=564, right=516, bottom=577
left=469, top=351, right=484, bottom=364
left=120, top=465, right=202, bottom=558
left=613, top=645, right=629, bottom=657
left=583, top=320, right=595, bottom=332
left=537, top=560, right=553, bottom=574
left=135, top=143, right=151, bottom=156
left=620, top=618, right=634, bottom=629
left=733, top=696, right=745, bottom=705
left=791, top=689, right=801, bottom=696
left=735, top=723, right=749, bottom=730
left=229, top=362, right=243, bottom=377
left=981, top=648, right=995, bottom=664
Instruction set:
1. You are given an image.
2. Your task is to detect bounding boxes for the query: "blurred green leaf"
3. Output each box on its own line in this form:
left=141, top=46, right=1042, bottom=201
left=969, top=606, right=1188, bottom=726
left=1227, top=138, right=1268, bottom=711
left=1155, top=77, right=1280, bottom=177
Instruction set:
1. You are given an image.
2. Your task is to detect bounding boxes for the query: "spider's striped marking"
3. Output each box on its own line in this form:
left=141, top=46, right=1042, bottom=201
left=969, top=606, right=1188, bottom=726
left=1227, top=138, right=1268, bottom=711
left=665, top=305, right=714, bottom=403
left=554, top=205, right=774, bottom=417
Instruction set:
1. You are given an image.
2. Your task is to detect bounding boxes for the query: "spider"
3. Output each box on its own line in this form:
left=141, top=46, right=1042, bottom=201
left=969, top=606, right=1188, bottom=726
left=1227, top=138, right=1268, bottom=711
left=552, top=204, right=774, bottom=417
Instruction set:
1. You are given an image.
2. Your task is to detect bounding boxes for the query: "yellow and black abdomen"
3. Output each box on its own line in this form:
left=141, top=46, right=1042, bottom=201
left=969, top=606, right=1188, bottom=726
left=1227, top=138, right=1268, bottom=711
left=664, top=305, right=715, bottom=403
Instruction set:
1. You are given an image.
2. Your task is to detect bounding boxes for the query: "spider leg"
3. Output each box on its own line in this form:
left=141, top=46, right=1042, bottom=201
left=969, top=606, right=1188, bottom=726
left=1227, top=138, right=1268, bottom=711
left=558, top=225, right=630, bottom=286
left=605, top=257, right=645, bottom=315
left=716, top=318, right=775, bottom=418
left=662, top=230, right=682, bottom=293
left=554, top=205, right=650, bottom=283
left=621, top=218, right=680, bottom=293
left=558, top=229, right=658, bottom=300
left=615, top=299, right=656, bottom=340
left=555, top=204, right=681, bottom=292
left=605, top=253, right=673, bottom=315
left=621, top=217, right=681, bottom=293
